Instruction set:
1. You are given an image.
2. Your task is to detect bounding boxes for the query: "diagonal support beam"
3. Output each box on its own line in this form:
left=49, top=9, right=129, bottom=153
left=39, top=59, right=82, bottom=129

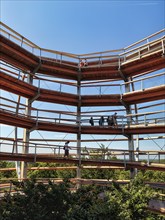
left=32, top=61, right=42, bottom=75
left=118, top=67, right=127, bottom=82
left=120, top=99, right=128, bottom=109
left=29, top=93, right=40, bottom=104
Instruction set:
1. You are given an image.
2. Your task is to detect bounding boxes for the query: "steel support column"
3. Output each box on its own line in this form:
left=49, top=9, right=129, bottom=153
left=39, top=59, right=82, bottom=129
left=125, top=79, right=135, bottom=178
left=20, top=73, right=33, bottom=179
left=15, top=74, right=26, bottom=179
left=77, top=69, right=81, bottom=187
left=130, top=77, right=139, bottom=174
left=15, top=95, right=21, bottom=179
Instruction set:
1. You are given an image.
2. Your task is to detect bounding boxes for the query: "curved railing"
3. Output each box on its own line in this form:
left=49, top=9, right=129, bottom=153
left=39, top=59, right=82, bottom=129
left=1, top=22, right=165, bottom=69
left=1, top=61, right=165, bottom=96
left=0, top=101, right=165, bottom=128
left=0, top=139, right=164, bottom=165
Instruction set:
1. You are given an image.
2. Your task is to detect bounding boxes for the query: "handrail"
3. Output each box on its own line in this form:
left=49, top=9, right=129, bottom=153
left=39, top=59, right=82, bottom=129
left=0, top=23, right=78, bottom=59
left=120, top=72, right=165, bottom=94
left=121, top=72, right=165, bottom=86
left=0, top=97, right=77, bottom=115
left=123, top=28, right=165, bottom=50
left=1, top=107, right=165, bottom=128
left=1, top=139, right=165, bottom=154
left=120, top=36, right=165, bottom=57
left=1, top=135, right=164, bottom=142
left=1, top=21, right=164, bottom=63
left=0, top=26, right=39, bottom=49
left=2, top=106, right=165, bottom=120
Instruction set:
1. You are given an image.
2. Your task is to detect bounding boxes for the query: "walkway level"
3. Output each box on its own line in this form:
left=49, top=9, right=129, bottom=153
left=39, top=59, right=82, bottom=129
left=0, top=166, right=125, bottom=172
left=1, top=109, right=165, bottom=134
left=0, top=152, right=164, bottom=171
left=148, top=199, right=165, bottom=215
left=0, top=34, right=165, bottom=81
left=1, top=71, right=165, bottom=106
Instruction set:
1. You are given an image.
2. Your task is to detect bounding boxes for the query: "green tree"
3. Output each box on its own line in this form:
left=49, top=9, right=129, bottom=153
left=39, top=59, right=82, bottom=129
left=0, top=179, right=72, bottom=220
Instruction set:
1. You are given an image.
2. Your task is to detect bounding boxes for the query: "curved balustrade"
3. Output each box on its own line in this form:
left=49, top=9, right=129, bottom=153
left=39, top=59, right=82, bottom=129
left=0, top=138, right=165, bottom=170
left=0, top=100, right=165, bottom=128
left=1, top=22, right=165, bottom=180
left=1, top=69, right=165, bottom=107
left=1, top=22, right=165, bottom=81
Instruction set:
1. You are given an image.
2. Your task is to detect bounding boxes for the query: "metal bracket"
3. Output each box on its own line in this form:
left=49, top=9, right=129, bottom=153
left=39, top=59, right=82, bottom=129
left=118, top=67, right=127, bottom=82
left=123, top=134, right=131, bottom=138
left=29, top=93, right=40, bottom=104
left=32, top=61, right=42, bottom=75
left=120, top=99, right=128, bottom=109
left=29, top=126, right=38, bottom=133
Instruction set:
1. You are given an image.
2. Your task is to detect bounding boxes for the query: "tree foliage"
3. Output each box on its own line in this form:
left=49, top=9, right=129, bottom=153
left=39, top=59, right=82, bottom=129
left=0, top=179, right=72, bottom=220
left=0, top=174, right=164, bottom=220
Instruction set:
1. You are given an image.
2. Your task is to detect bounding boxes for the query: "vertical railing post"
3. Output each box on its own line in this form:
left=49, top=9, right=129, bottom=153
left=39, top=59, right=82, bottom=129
left=147, top=39, right=150, bottom=51
left=58, top=146, right=60, bottom=156
left=124, top=49, right=126, bottom=62
left=141, top=79, right=144, bottom=90
left=38, top=79, right=40, bottom=93
left=18, top=70, right=21, bottom=80
left=138, top=49, right=141, bottom=59
left=144, top=114, right=147, bottom=126
left=120, top=84, right=123, bottom=95
left=40, top=49, right=42, bottom=61
left=124, top=151, right=126, bottom=169
left=122, top=117, right=124, bottom=133
left=36, top=110, right=39, bottom=127
left=147, top=152, right=150, bottom=165
left=60, top=83, right=62, bottom=92
left=118, top=55, right=121, bottom=68
left=21, top=37, right=24, bottom=47
left=161, top=39, right=165, bottom=54
left=60, top=54, right=62, bottom=63
left=34, top=144, right=37, bottom=163
left=59, top=113, right=61, bottom=123
left=158, top=152, right=160, bottom=163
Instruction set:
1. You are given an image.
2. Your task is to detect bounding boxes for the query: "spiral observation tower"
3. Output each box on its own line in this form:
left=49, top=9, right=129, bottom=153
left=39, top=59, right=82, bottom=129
left=0, top=22, right=165, bottom=182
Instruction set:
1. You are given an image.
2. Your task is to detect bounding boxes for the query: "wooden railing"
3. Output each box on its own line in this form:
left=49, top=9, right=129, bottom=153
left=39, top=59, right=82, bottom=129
left=1, top=21, right=164, bottom=67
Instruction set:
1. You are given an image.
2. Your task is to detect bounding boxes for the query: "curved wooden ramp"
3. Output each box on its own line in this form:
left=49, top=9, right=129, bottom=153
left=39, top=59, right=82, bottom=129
left=0, top=152, right=164, bottom=171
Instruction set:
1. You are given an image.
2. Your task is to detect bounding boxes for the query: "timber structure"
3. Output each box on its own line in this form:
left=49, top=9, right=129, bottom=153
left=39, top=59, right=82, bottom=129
left=0, top=22, right=165, bottom=181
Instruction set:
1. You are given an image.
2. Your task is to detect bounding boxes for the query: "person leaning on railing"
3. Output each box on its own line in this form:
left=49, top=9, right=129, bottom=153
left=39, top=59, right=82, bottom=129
left=79, top=59, right=88, bottom=67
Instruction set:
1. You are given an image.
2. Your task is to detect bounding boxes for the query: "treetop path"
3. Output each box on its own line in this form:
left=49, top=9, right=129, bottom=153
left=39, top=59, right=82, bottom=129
left=0, top=22, right=165, bottom=179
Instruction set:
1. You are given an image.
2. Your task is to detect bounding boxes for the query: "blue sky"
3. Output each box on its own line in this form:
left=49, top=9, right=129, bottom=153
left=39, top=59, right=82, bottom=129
left=1, top=0, right=165, bottom=155
left=1, top=0, right=165, bottom=53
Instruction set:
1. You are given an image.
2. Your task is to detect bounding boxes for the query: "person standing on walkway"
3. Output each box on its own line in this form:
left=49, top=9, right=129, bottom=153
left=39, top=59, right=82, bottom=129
left=63, top=141, right=71, bottom=158
left=107, top=116, right=113, bottom=126
left=112, top=112, right=118, bottom=128
left=89, top=117, right=94, bottom=126
left=99, top=116, right=104, bottom=126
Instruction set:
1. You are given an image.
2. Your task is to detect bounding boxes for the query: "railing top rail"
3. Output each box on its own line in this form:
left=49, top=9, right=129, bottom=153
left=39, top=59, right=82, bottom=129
left=127, top=110, right=165, bottom=118
left=0, top=23, right=40, bottom=49
left=0, top=139, right=165, bottom=153
left=1, top=21, right=164, bottom=62
left=123, top=28, right=165, bottom=51
left=1, top=104, right=165, bottom=120
left=121, top=72, right=165, bottom=86
left=120, top=35, right=165, bottom=56
left=0, top=22, right=78, bottom=59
